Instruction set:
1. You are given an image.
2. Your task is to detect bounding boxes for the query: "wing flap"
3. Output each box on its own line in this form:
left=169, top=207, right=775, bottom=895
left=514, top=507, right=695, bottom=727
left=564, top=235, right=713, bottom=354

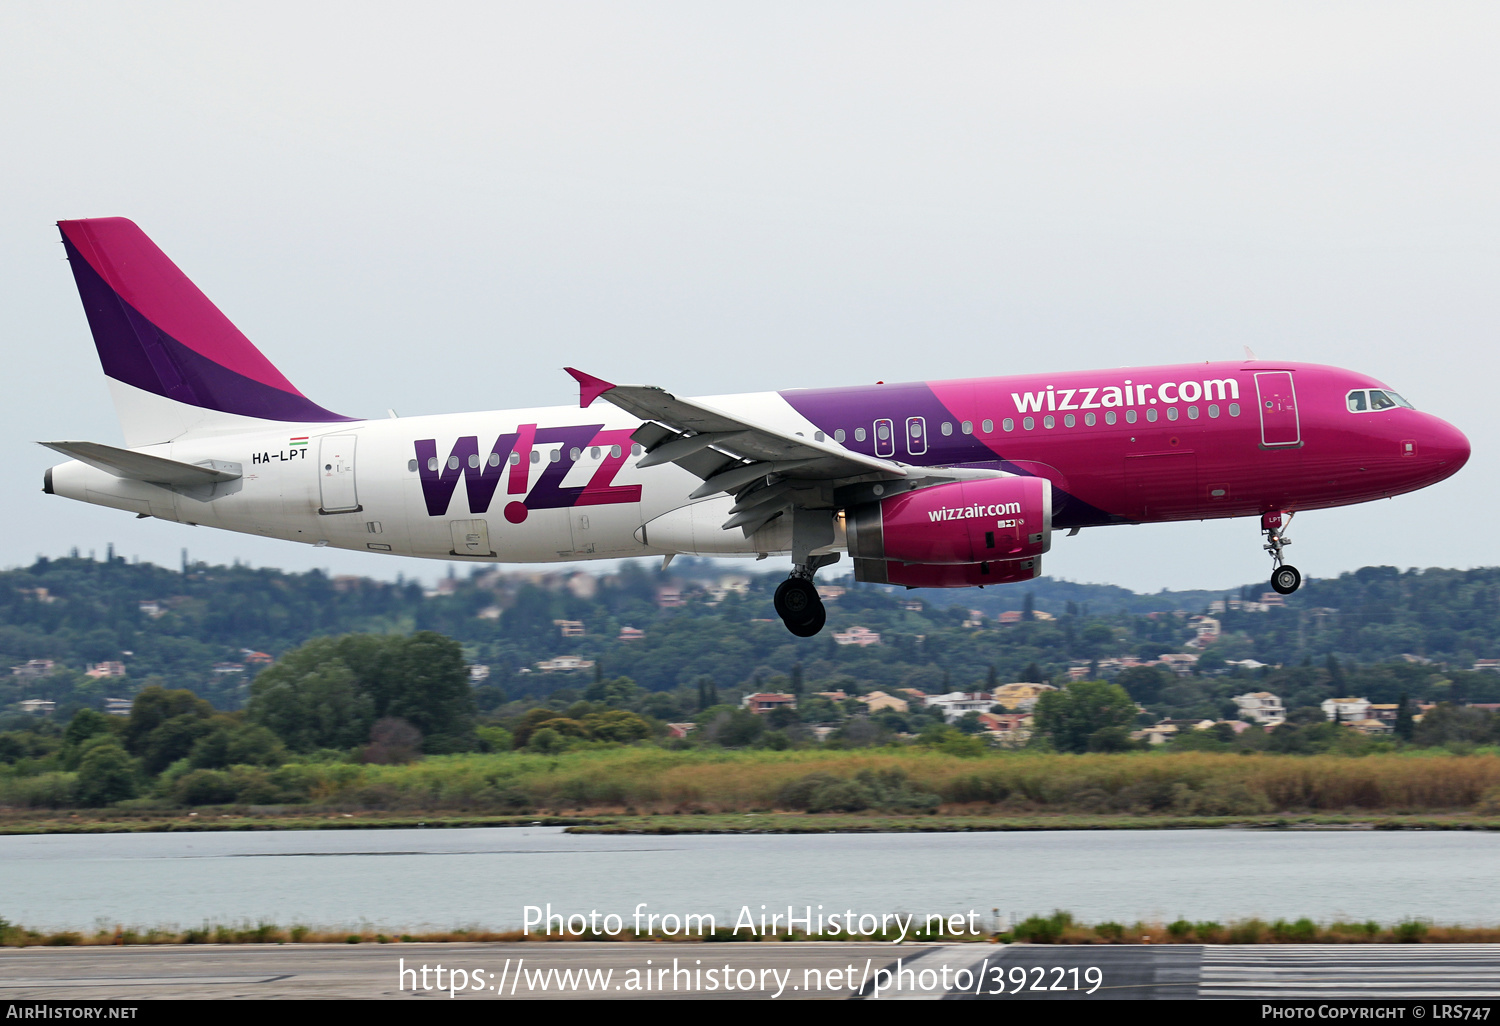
left=565, top=368, right=906, bottom=501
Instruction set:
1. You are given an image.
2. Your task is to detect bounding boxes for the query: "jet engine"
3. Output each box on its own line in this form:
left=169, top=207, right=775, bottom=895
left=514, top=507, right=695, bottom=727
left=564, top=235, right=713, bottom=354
left=845, top=475, right=1051, bottom=565
left=845, top=475, right=1051, bottom=589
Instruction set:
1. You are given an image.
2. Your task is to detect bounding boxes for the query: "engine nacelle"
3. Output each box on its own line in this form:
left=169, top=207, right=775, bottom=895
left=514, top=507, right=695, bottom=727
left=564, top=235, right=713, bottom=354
left=845, top=476, right=1052, bottom=565
left=853, top=556, right=1042, bottom=588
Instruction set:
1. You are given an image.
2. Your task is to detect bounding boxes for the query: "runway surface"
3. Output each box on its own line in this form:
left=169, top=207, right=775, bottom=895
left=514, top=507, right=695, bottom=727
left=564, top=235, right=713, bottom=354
left=6, top=942, right=1500, bottom=1000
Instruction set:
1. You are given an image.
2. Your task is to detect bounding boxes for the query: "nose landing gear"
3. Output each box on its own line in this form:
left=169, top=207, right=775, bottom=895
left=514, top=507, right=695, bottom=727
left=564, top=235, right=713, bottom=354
left=1263, top=510, right=1301, bottom=595
left=774, top=553, right=839, bottom=636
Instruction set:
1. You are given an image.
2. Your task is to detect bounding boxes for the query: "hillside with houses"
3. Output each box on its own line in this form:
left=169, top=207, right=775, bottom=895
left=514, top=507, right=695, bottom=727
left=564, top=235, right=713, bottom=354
left=4, top=553, right=1500, bottom=743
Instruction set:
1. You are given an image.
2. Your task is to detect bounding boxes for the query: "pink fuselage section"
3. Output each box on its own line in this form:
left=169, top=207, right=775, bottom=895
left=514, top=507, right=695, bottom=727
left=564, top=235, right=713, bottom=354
left=778, top=361, right=1469, bottom=529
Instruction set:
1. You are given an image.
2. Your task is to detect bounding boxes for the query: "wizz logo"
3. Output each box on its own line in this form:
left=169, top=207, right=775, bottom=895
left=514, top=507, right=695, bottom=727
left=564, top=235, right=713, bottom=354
left=414, top=424, right=641, bottom=521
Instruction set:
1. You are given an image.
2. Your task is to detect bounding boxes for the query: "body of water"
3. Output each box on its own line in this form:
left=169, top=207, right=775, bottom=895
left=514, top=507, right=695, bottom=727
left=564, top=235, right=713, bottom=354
left=2, top=827, right=1493, bottom=933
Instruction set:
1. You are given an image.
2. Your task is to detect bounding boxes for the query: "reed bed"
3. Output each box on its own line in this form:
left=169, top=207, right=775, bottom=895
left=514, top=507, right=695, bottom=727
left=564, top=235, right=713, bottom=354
left=8, top=749, right=1500, bottom=816
left=292, top=749, right=1500, bottom=816
left=2, top=912, right=1495, bottom=947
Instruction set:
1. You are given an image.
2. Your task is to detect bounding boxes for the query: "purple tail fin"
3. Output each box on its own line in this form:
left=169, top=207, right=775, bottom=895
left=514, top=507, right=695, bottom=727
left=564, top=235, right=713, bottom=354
left=58, top=218, right=349, bottom=425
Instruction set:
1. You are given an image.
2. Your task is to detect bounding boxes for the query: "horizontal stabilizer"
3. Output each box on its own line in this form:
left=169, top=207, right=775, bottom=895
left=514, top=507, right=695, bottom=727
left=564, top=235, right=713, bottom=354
left=40, top=440, right=241, bottom=500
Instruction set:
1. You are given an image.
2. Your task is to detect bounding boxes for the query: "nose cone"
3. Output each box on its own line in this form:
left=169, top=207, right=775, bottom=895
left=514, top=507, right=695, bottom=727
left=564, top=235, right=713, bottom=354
left=1423, top=416, right=1470, bottom=482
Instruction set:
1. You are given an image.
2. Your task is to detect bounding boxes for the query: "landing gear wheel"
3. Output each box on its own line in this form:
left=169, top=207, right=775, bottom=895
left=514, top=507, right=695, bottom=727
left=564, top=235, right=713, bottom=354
left=774, top=577, right=826, bottom=636
left=1271, top=565, right=1301, bottom=595
left=785, top=602, right=826, bottom=638
left=774, top=578, right=818, bottom=621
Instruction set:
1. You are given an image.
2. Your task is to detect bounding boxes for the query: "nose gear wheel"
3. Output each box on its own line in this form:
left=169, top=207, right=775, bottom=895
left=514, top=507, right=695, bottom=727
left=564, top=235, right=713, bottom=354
left=1262, top=511, right=1301, bottom=596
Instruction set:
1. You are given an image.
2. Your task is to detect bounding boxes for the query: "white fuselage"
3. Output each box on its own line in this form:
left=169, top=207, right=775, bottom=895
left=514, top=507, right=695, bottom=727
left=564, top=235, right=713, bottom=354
left=49, top=391, right=845, bottom=564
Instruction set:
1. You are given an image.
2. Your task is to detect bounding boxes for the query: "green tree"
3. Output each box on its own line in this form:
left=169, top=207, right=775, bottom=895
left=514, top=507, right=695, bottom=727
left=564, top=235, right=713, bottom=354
left=247, top=632, right=476, bottom=755
left=247, top=643, right=373, bottom=752
left=61, top=708, right=115, bottom=769
left=704, top=708, right=763, bottom=747
left=580, top=709, right=652, bottom=742
left=1032, top=680, right=1138, bottom=754
left=124, top=686, right=218, bottom=774
left=1413, top=703, right=1494, bottom=747
left=1115, top=665, right=1171, bottom=705
left=189, top=724, right=287, bottom=769
left=1394, top=691, right=1415, bottom=742
left=76, top=737, right=138, bottom=806
left=584, top=676, right=641, bottom=707
left=476, top=725, right=513, bottom=752
left=336, top=632, right=476, bottom=752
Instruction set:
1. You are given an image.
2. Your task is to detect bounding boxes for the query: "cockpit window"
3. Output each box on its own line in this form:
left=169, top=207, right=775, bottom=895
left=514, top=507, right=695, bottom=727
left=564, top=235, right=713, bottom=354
left=1347, top=388, right=1415, bottom=413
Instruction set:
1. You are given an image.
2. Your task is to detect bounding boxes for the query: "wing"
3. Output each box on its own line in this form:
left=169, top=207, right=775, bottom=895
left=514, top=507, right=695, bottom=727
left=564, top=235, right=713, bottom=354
left=565, top=368, right=998, bottom=538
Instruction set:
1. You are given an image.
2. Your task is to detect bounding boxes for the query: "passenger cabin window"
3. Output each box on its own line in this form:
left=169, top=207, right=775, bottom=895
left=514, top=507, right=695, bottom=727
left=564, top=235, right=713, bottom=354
left=834, top=429, right=846, bottom=443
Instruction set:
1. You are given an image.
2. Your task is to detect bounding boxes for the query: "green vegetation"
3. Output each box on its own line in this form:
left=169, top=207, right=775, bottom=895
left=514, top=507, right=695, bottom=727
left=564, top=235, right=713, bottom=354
left=1032, top=681, right=1137, bottom=753
left=0, top=911, right=1489, bottom=946
left=10, top=743, right=1500, bottom=819
left=10, top=553, right=1500, bottom=823
left=9, top=553, right=1500, bottom=725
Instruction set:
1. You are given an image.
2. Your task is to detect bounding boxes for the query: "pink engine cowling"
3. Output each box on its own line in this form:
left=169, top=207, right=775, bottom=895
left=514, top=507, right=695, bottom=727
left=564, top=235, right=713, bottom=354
left=845, top=475, right=1052, bottom=565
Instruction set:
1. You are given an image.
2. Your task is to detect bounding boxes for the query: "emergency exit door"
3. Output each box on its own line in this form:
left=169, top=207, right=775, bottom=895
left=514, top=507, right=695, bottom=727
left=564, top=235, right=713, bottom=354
left=318, top=435, right=361, bottom=513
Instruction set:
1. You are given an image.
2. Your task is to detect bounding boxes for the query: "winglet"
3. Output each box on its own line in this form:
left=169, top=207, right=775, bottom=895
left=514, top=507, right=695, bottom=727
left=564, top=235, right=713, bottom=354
left=564, top=367, right=615, bottom=408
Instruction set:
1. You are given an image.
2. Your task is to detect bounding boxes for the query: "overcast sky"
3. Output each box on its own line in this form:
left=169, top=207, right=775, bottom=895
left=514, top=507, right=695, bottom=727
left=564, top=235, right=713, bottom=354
left=2, top=3, right=1494, bottom=591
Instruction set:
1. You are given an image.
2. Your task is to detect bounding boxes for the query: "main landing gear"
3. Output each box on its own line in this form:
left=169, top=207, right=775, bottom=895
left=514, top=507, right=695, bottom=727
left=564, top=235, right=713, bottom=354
left=1262, top=510, right=1301, bottom=596
left=774, top=553, right=839, bottom=637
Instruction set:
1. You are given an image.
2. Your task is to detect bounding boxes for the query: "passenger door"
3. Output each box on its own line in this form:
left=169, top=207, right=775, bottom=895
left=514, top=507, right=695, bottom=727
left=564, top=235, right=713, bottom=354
left=1255, top=371, right=1301, bottom=448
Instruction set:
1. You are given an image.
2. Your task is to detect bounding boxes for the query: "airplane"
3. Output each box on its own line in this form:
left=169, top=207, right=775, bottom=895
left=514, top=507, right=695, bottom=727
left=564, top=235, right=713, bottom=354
left=42, top=217, right=1471, bottom=636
